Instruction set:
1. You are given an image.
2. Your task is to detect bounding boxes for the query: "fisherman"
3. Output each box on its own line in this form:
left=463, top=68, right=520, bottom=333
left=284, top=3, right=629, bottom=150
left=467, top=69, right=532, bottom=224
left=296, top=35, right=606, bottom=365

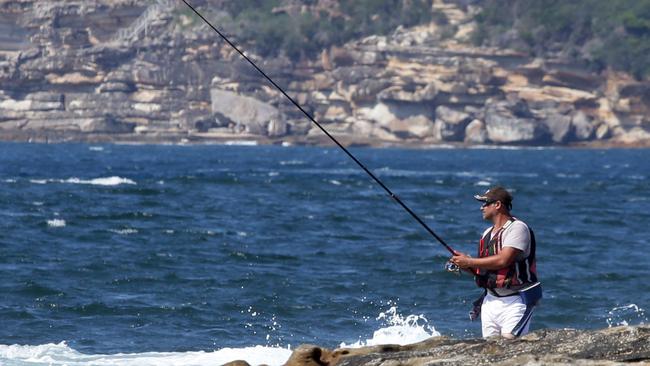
left=450, top=186, right=540, bottom=339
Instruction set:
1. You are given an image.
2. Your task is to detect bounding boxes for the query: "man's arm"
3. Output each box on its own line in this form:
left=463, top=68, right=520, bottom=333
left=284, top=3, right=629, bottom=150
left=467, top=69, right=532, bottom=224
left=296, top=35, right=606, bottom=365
left=451, top=247, right=521, bottom=271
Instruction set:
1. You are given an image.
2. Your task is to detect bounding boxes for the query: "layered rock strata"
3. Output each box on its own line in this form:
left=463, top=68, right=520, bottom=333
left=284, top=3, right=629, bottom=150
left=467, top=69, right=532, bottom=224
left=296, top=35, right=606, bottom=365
left=0, top=0, right=648, bottom=146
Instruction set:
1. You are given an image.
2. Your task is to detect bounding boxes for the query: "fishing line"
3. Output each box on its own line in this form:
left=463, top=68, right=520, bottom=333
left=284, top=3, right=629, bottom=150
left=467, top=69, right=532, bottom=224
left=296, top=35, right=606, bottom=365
left=180, top=0, right=456, bottom=255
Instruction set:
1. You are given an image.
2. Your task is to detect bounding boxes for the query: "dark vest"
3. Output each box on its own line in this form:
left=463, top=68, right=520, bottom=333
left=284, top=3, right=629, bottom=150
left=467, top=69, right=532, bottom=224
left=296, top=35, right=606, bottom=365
left=475, top=218, right=538, bottom=290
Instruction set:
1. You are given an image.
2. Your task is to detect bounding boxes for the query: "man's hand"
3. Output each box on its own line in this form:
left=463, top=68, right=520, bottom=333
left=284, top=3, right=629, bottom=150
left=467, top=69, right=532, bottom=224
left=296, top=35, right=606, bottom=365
left=451, top=247, right=522, bottom=271
left=451, top=252, right=474, bottom=269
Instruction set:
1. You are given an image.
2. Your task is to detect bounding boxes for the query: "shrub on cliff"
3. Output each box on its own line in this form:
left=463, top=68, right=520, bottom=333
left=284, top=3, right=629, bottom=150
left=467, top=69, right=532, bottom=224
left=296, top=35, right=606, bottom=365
left=472, top=0, right=650, bottom=80
left=200, top=0, right=434, bottom=61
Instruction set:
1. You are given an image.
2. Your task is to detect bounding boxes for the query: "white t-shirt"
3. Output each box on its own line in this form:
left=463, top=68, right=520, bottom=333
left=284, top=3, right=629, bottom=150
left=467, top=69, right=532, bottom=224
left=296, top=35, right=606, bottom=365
left=483, top=220, right=531, bottom=261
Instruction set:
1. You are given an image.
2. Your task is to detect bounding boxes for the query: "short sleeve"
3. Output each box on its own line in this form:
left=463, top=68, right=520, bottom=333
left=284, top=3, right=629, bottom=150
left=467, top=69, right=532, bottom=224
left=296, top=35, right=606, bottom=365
left=502, top=221, right=530, bottom=258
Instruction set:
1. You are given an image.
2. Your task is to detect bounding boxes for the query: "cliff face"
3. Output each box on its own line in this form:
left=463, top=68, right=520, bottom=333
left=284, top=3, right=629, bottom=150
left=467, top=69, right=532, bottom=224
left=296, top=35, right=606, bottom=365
left=0, top=0, right=649, bottom=146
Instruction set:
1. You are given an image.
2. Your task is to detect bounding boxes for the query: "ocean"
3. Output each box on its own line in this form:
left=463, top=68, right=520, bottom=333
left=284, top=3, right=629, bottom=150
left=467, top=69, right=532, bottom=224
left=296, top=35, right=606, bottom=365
left=0, top=142, right=648, bottom=365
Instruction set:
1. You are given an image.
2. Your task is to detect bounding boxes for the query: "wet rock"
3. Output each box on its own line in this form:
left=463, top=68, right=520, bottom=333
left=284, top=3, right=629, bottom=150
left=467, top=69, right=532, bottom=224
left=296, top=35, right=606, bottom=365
left=284, top=345, right=332, bottom=366
left=278, top=326, right=650, bottom=366
left=221, top=361, right=251, bottom=366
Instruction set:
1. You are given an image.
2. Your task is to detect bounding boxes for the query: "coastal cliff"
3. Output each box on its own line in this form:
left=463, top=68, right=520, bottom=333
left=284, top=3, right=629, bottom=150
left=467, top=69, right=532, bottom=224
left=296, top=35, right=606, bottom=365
left=0, top=0, right=649, bottom=146
left=228, top=325, right=650, bottom=366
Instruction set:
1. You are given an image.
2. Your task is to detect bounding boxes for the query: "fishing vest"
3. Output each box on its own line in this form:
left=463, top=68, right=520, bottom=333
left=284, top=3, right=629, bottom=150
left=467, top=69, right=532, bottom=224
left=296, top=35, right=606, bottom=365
left=475, top=218, right=537, bottom=291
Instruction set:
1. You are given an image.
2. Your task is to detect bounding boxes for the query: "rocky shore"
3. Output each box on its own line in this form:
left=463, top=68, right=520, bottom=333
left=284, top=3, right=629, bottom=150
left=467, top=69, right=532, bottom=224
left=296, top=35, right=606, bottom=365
left=225, top=325, right=650, bottom=366
left=0, top=0, right=649, bottom=147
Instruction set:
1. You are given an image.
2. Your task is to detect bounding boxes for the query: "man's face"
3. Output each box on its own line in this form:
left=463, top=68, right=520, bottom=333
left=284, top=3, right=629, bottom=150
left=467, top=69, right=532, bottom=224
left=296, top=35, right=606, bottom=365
left=480, top=200, right=498, bottom=220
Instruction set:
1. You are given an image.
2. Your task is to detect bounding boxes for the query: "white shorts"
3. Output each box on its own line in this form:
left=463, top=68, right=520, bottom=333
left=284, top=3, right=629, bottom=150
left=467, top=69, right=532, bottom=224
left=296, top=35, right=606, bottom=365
left=481, top=292, right=534, bottom=337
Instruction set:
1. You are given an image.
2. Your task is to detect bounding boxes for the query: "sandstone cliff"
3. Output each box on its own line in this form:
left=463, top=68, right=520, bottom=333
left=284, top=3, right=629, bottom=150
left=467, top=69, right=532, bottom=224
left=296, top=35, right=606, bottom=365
left=0, top=0, right=649, bottom=146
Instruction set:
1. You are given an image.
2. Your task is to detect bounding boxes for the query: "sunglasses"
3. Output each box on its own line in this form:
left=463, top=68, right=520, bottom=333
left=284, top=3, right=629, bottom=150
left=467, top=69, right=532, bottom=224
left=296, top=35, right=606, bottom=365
left=481, top=200, right=497, bottom=208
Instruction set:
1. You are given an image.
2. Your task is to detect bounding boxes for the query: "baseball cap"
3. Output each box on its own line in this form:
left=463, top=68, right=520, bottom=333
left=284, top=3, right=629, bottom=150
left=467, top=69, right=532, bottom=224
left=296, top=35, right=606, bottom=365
left=474, top=186, right=513, bottom=210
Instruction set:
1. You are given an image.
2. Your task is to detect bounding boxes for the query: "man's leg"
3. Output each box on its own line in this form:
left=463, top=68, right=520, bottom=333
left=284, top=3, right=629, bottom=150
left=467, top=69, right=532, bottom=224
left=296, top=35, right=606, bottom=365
left=499, top=295, right=532, bottom=338
left=481, top=294, right=501, bottom=337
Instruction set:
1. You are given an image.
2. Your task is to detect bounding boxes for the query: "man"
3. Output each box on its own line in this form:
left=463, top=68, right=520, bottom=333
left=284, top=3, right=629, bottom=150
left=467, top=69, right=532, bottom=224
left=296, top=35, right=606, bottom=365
left=450, top=186, right=540, bottom=339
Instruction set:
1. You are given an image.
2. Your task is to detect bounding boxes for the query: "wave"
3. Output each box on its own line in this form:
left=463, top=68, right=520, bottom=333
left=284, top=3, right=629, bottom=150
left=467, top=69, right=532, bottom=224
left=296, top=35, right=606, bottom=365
left=0, top=343, right=292, bottom=366
left=279, top=160, right=305, bottom=166
left=606, top=304, right=647, bottom=327
left=47, top=219, right=66, bottom=228
left=29, top=177, right=136, bottom=186
left=108, top=228, right=138, bottom=235
left=0, top=307, right=440, bottom=365
left=468, top=145, right=556, bottom=150
left=340, top=306, right=440, bottom=348
left=224, top=140, right=259, bottom=146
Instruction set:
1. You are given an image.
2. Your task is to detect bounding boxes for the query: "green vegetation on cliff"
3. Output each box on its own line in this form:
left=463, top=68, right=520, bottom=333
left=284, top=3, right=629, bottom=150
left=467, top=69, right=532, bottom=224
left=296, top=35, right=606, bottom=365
left=191, top=0, right=649, bottom=80
left=213, top=0, right=434, bottom=60
left=473, top=0, right=650, bottom=79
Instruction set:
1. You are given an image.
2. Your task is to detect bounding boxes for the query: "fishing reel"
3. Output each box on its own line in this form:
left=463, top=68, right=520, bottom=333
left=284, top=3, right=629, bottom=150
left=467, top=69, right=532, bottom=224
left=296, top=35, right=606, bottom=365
left=444, top=260, right=460, bottom=274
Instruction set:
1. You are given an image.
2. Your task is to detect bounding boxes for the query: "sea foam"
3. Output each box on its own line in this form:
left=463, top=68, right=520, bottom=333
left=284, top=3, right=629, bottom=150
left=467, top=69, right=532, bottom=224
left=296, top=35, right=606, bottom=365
left=30, top=177, right=136, bottom=186
left=0, top=342, right=292, bottom=366
left=64, top=177, right=136, bottom=186
left=0, top=307, right=441, bottom=365
left=47, top=219, right=66, bottom=228
left=340, top=306, right=440, bottom=348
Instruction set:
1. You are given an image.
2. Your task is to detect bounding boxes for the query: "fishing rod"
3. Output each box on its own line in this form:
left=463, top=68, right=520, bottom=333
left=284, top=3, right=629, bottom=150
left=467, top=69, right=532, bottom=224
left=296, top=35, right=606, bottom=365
left=181, top=0, right=457, bottom=256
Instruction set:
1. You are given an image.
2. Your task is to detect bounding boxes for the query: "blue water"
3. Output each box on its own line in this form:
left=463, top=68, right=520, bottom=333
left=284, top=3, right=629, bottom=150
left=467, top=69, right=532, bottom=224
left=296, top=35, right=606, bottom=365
left=0, top=143, right=648, bottom=362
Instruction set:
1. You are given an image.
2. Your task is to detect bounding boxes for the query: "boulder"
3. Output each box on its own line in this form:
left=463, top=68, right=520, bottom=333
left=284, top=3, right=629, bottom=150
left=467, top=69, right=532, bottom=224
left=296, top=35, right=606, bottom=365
left=331, top=66, right=378, bottom=84
left=285, top=345, right=332, bottom=366
left=541, top=113, right=572, bottom=143
left=25, top=92, right=64, bottom=102
left=132, top=62, right=168, bottom=86
left=211, top=88, right=283, bottom=136
left=0, top=99, right=33, bottom=111
left=377, top=83, right=438, bottom=103
left=464, top=119, right=487, bottom=144
left=595, top=123, right=610, bottom=139
left=485, top=101, right=549, bottom=143
left=542, top=70, right=601, bottom=90
left=60, top=28, right=91, bottom=48
left=614, top=127, right=650, bottom=144
left=349, top=119, right=374, bottom=136
left=98, top=82, right=135, bottom=93
left=267, top=119, right=288, bottom=137
left=571, top=111, right=595, bottom=140
left=363, top=102, right=434, bottom=139
left=348, top=79, right=391, bottom=103
left=433, top=105, right=472, bottom=141
left=388, top=114, right=435, bottom=139
left=221, top=361, right=251, bottom=366
left=79, top=116, right=134, bottom=133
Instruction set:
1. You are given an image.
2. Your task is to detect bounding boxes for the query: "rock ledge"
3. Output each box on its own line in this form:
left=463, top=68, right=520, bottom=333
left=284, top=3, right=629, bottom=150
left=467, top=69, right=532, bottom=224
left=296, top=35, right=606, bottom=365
left=227, top=325, right=650, bottom=366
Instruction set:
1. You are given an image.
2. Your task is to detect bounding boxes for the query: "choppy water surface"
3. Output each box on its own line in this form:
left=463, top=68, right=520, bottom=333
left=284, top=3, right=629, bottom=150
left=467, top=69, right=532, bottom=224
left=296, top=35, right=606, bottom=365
left=0, top=143, right=648, bottom=365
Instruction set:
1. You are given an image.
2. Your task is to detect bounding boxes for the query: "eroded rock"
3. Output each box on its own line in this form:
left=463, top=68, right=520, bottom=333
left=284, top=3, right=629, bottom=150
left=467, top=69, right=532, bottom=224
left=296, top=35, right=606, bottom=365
left=274, top=326, right=650, bottom=366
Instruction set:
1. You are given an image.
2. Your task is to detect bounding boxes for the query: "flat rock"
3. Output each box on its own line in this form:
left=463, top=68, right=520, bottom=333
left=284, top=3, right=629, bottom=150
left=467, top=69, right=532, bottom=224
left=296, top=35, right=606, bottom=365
left=272, top=326, right=650, bottom=366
